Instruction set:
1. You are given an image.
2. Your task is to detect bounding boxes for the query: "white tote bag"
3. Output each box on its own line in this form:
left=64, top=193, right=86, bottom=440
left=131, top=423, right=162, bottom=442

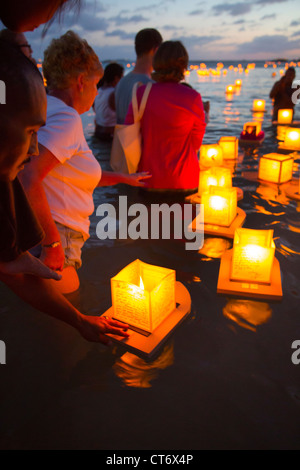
left=110, top=81, right=152, bottom=174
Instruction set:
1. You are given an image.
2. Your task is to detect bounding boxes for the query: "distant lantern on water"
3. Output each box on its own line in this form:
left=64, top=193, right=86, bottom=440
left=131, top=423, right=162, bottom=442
left=253, top=99, right=266, bottom=112
left=111, top=260, right=176, bottom=333
left=226, top=84, right=235, bottom=94
left=278, top=109, right=293, bottom=125
left=198, top=167, right=232, bottom=195
left=235, top=79, right=242, bottom=87
left=199, top=144, right=224, bottom=168
left=219, top=136, right=239, bottom=160
left=202, top=187, right=237, bottom=227
left=258, top=153, right=294, bottom=184
left=230, top=229, right=276, bottom=285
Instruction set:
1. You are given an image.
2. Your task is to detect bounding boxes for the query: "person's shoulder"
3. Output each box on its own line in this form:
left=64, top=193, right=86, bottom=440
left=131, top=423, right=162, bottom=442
left=46, top=95, right=81, bottom=125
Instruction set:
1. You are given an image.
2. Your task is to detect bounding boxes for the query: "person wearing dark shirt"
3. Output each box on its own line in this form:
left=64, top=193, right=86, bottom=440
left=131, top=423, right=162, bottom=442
left=0, top=42, right=129, bottom=344
left=270, top=67, right=297, bottom=121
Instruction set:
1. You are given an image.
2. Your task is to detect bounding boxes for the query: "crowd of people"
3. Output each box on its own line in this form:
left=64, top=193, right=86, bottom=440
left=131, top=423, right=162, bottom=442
left=0, top=0, right=298, bottom=344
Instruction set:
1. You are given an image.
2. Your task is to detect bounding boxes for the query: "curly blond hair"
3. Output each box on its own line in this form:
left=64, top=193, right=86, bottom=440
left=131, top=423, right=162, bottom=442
left=152, top=41, right=189, bottom=83
left=43, top=30, right=102, bottom=90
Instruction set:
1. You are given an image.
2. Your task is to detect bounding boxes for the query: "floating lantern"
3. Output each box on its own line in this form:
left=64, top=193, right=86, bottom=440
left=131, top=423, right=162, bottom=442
left=219, top=136, right=239, bottom=160
left=230, top=229, right=275, bottom=285
left=202, top=187, right=237, bottom=227
left=111, top=260, right=176, bottom=333
left=198, top=167, right=232, bottom=194
left=199, top=144, right=224, bottom=168
left=258, top=153, right=294, bottom=184
left=281, top=127, right=300, bottom=150
left=240, top=121, right=265, bottom=144
left=226, top=85, right=235, bottom=94
left=235, top=79, right=242, bottom=87
left=252, top=99, right=266, bottom=112
left=278, top=109, right=293, bottom=125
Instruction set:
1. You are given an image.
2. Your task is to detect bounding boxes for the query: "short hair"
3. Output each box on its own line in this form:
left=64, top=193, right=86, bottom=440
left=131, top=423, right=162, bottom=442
left=135, top=28, right=162, bottom=57
left=152, top=41, right=189, bottom=83
left=98, top=62, right=124, bottom=88
left=43, top=30, right=103, bottom=90
left=286, top=67, right=296, bottom=76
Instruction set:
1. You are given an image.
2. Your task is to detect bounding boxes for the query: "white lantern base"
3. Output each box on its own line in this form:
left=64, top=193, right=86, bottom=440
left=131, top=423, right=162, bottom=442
left=100, top=282, right=191, bottom=360
left=186, top=187, right=244, bottom=205
left=217, top=249, right=283, bottom=300
left=188, top=207, right=246, bottom=239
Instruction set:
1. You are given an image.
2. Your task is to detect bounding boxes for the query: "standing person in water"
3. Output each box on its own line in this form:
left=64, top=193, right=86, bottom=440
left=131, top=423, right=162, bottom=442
left=20, top=31, right=150, bottom=295
left=115, top=28, right=163, bottom=124
left=270, top=67, right=298, bottom=121
left=94, top=62, right=124, bottom=141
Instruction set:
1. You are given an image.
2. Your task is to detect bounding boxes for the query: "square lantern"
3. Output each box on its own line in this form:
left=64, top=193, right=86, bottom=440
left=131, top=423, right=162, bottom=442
left=243, top=121, right=262, bottom=137
left=258, top=153, right=294, bottom=184
left=253, top=99, right=266, bottom=112
left=219, top=136, right=239, bottom=160
left=111, top=260, right=176, bottom=333
left=199, top=144, right=224, bottom=168
left=278, top=109, right=293, bottom=125
left=283, top=127, right=300, bottom=150
left=230, top=229, right=275, bottom=285
left=202, top=186, right=237, bottom=227
left=198, top=167, right=232, bottom=194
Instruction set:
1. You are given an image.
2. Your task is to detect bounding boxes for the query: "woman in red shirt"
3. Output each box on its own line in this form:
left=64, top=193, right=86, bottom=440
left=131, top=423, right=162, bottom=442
left=125, top=41, right=206, bottom=191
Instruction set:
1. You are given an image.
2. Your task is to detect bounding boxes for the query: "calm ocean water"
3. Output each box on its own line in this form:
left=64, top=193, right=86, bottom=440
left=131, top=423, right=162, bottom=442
left=0, top=62, right=300, bottom=449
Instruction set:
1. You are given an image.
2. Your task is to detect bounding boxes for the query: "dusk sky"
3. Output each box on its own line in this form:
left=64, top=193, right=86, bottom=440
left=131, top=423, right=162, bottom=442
left=3, top=0, right=300, bottom=61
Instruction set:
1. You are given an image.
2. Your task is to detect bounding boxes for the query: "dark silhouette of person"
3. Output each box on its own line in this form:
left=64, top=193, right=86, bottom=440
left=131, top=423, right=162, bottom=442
left=270, top=67, right=297, bottom=121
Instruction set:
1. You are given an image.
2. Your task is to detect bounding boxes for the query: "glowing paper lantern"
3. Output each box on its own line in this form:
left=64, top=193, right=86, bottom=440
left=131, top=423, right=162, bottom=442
left=258, top=153, right=294, bottom=184
left=202, top=187, right=237, bottom=227
left=219, top=136, right=239, bottom=160
left=111, top=260, right=176, bottom=333
left=235, top=79, right=242, bottom=87
left=242, top=121, right=262, bottom=137
left=226, top=85, right=235, bottom=94
left=253, top=99, right=266, bottom=112
left=230, top=229, right=275, bottom=285
left=198, top=167, right=232, bottom=194
left=284, top=128, right=300, bottom=150
left=199, top=144, right=224, bottom=168
left=278, top=109, right=293, bottom=125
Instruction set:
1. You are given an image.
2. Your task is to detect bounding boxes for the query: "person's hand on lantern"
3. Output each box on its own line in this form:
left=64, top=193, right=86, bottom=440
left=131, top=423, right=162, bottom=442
left=0, top=252, right=62, bottom=280
left=78, top=315, right=130, bottom=344
left=40, top=242, right=65, bottom=272
left=124, top=172, right=152, bottom=187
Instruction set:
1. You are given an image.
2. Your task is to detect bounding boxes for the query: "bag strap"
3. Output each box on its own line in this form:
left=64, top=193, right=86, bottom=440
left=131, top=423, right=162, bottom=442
left=132, top=81, right=152, bottom=123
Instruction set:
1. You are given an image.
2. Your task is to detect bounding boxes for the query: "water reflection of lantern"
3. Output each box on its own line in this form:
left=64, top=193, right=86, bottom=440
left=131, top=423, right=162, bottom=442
left=199, top=144, right=224, bottom=168
left=219, top=136, right=239, bottom=159
left=253, top=99, right=266, bottom=112
left=258, top=153, right=294, bottom=184
left=282, top=127, right=300, bottom=150
left=202, top=187, right=237, bottom=227
left=111, top=260, right=176, bottom=333
left=199, top=167, right=232, bottom=194
left=278, top=109, right=293, bottom=125
left=231, top=229, right=275, bottom=284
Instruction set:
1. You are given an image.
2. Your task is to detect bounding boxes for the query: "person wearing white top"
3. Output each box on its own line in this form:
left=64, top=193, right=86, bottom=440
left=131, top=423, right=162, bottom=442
left=20, top=31, right=151, bottom=294
left=94, top=62, right=124, bottom=141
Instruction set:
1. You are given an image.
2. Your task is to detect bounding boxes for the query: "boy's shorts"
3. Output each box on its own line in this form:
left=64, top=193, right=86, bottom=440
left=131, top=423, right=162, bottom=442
left=55, top=222, right=85, bottom=270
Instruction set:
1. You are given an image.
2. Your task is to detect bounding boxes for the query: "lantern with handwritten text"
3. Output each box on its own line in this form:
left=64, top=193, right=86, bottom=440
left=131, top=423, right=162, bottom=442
left=258, top=153, right=294, bottom=184
left=111, top=260, right=176, bottom=333
left=219, top=136, right=239, bottom=159
left=231, top=229, right=275, bottom=285
left=202, top=187, right=237, bottom=227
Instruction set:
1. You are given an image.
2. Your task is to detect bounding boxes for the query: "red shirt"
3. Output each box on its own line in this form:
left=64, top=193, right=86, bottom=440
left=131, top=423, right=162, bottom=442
left=125, top=82, right=206, bottom=190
